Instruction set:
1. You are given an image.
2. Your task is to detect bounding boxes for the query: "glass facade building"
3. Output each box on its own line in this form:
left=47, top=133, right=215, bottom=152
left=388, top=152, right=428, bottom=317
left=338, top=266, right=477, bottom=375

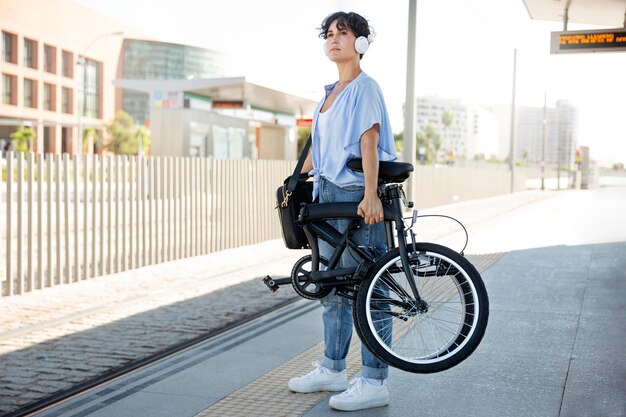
left=120, top=39, right=230, bottom=125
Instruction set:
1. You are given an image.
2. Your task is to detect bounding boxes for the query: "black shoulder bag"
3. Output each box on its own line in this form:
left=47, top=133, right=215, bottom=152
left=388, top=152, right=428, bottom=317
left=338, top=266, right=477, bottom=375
left=276, top=135, right=314, bottom=249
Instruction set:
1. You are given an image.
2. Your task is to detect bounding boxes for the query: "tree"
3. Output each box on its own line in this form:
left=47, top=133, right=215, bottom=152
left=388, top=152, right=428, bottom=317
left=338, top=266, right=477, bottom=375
left=82, top=127, right=102, bottom=154
left=393, top=132, right=404, bottom=153
left=424, top=124, right=442, bottom=163
left=442, top=109, right=454, bottom=128
left=136, top=127, right=151, bottom=156
left=441, top=109, right=454, bottom=161
left=297, top=127, right=311, bottom=156
left=394, top=125, right=441, bottom=164
left=9, top=126, right=35, bottom=153
left=104, top=110, right=150, bottom=155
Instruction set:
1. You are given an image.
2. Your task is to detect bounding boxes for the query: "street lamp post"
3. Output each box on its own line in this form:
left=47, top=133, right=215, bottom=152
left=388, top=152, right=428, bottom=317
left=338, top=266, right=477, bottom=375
left=541, top=92, right=547, bottom=191
left=76, top=31, right=124, bottom=154
left=403, top=0, right=418, bottom=202
left=508, top=49, right=517, bottom=194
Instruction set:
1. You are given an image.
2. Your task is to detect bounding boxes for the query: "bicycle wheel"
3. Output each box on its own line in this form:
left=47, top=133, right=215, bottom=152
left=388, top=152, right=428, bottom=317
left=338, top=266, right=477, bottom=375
left=354, top=243, right=489, bottom=373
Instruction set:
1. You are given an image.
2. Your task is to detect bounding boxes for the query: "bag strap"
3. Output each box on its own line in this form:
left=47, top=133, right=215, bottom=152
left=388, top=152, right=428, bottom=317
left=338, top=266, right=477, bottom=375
left=286, top=134, right=312, bottom=193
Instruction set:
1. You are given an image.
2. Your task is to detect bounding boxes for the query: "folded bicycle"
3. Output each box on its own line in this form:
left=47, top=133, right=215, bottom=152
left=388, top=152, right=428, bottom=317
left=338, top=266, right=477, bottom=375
left=264, top=159, right=489, bottom=373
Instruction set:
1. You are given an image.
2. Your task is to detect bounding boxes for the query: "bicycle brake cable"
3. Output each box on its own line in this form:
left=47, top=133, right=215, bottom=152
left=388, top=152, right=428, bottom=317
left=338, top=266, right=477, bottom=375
left=413, top=214, right=469, bottom=256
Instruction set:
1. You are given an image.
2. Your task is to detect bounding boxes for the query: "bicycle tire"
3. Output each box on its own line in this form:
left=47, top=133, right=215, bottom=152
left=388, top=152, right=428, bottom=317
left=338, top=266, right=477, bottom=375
left=354, top=243, right=489, bottom=373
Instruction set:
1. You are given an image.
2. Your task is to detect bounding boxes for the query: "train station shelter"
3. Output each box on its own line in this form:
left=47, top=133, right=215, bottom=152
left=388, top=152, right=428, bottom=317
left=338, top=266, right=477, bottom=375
left=114, top=77, right=317, bottom=160
left=523, top=0, right=626, bottom=27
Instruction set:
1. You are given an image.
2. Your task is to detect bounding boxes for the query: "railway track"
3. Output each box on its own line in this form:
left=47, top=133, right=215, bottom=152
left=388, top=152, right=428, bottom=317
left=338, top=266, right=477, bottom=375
left=7, top=294, right=303, bottom=417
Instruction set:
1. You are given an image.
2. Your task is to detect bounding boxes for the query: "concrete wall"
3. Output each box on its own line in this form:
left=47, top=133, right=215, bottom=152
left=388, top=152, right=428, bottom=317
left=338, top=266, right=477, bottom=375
left=150, top=108, right=184, bottom=156
left=258, top=126, right=285, bottom=160
left=150, top=108, right=249, bottom=158
left=412, top=164, right=526, bottom=209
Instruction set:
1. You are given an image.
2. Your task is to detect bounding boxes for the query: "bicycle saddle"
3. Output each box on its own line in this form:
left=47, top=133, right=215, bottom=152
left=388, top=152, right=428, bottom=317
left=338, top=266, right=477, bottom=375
left=347, top=158, right=414, bottom=184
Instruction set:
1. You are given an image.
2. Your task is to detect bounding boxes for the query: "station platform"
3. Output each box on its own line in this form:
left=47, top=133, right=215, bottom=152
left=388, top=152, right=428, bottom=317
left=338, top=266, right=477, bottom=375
left=33, top=243, right=626, bottom=417
left=2, top=187, right=625, bottom=417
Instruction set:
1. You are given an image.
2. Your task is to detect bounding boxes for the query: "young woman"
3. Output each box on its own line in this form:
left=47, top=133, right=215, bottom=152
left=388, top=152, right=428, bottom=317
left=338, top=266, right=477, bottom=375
left=288, top=11, right=397, bottom=412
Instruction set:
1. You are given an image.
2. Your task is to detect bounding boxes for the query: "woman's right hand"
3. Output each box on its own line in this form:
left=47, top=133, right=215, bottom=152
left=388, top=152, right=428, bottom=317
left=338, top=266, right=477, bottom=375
left=358, top=192, right=384, bottom=225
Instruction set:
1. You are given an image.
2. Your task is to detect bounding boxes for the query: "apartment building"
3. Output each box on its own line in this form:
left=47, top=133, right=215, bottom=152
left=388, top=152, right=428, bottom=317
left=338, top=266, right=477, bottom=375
left=0, top=0, right=136, bottom=154
left=416, top=96, right=500, bottom=160
left=1, top=0, right=314, bottom=159
left=492, top=100, right=579, bottom=167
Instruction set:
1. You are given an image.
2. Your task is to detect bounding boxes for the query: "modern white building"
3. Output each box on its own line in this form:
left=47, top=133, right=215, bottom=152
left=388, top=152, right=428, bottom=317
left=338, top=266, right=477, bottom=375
left=115, top=77, right=316, bottom=160
left=492, top=100, right=579, bottom=167
left=466, top=105, right=500, bottom=160
left=416, top=96, right=466, bottom=159
left=416, top=97, right=499, bottom=160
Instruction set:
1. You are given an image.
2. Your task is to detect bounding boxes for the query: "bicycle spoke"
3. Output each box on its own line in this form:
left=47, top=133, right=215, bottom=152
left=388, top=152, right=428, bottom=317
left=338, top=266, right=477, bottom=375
left=432, top=305, right=467, bottom=316
left=423, top=316, right=461, bottom=336
left=380, top=271, right=413, bottom=301
left=421, top=279, right=456, bottom=301
left=358, top=244, right=487, bottom=372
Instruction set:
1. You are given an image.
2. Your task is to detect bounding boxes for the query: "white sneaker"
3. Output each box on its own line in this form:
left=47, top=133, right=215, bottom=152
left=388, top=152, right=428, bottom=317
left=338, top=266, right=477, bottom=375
left=288, top=361, right=349, bottom=393
left=329, top=377, right=389, bottom=411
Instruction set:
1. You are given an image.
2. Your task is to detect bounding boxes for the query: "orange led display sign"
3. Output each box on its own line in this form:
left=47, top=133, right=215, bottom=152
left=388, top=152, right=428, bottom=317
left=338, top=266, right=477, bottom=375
left=551, top=29, right=626, bottom=54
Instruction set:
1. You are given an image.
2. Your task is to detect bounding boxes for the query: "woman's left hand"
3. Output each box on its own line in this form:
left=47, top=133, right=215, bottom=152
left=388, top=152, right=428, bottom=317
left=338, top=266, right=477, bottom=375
left=358, top=125, right=383, bottom=224
left=358, top=193, right=384, bottom=224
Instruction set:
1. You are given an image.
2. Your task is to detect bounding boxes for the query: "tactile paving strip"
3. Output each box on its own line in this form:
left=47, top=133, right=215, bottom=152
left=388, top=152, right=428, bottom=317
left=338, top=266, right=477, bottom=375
left=194, top=338, right=362, bottom=417
left=466, top=252, right=505, bottom=274
left=194, top=253, right=503, bottom=417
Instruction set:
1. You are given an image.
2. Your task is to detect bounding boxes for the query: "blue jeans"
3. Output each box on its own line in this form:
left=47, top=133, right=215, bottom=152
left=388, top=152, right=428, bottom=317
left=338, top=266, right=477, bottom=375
left=318, top=177, right=388, bottom=380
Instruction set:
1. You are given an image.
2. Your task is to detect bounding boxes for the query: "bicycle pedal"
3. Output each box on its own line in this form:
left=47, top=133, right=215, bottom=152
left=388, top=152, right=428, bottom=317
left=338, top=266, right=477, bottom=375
left=262, top=275, right=279, bottom=293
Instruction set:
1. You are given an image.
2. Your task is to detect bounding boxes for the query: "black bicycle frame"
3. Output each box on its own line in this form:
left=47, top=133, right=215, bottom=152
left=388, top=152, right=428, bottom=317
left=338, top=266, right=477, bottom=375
left=296, top=184, right=423, bottom=304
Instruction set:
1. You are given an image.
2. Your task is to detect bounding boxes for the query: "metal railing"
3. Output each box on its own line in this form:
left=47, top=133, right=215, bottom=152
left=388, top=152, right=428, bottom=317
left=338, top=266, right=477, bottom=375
left=1, top=152, right=291, bottom=296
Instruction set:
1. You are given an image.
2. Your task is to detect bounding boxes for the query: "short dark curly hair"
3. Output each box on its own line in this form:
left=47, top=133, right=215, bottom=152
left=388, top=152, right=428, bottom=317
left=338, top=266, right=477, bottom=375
left=318, top=11, right=371, bottom=40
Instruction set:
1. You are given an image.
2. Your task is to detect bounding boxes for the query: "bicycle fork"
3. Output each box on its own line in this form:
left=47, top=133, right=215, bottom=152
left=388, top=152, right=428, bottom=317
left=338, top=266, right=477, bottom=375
left=387, top=185, right=428, bottom=313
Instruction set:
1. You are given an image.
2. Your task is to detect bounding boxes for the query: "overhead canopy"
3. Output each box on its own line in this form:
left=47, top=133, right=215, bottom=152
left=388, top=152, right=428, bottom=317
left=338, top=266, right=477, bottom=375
left=113, top=77, right=317, bottom=117
left=522, top=0, right=626, bottom=27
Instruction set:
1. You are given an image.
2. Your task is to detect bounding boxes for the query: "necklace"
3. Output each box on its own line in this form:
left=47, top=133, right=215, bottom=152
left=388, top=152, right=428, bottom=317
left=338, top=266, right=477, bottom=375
left=334, top=80, right=351, bottom=93
left=334, top=71, right=360, bottom=92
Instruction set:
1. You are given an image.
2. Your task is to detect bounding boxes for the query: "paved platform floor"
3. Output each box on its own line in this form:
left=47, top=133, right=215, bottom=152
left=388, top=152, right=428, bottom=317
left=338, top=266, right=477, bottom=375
left=2, top=187, right=625, bottom=417
left=34, top=241, right=626, bottom=417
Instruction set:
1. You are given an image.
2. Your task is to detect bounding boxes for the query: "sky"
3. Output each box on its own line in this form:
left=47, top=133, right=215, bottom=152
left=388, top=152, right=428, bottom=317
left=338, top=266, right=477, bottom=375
left=76, top=0, right=626, bottom=166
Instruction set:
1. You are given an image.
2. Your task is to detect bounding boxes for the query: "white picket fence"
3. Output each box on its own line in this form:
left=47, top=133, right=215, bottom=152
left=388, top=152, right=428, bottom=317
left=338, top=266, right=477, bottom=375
left=1, top=152, right=291, bottom=296
left=1, top=152, right=529, bottom=297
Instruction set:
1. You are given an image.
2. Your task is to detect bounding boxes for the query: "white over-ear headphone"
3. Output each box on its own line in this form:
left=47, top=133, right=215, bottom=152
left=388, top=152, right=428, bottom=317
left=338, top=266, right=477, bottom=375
left=355, top=36, right=370, bottom=54
left=324, top=33, right=375, bottom=56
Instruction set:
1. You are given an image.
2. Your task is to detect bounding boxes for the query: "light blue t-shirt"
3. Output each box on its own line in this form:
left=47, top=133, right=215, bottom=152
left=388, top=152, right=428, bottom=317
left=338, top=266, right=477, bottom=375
left=310, top=71, right=397, bottom=199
